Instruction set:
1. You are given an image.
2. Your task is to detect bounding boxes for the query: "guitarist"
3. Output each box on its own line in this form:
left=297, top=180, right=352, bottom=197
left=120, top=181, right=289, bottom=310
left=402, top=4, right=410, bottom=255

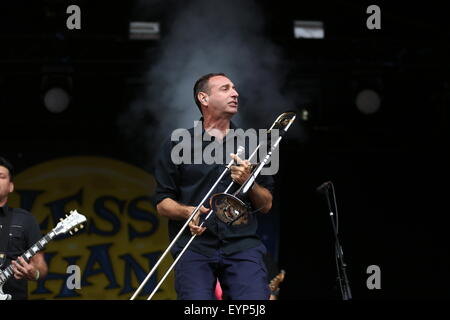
left=0, top=157, right=48, bottom=300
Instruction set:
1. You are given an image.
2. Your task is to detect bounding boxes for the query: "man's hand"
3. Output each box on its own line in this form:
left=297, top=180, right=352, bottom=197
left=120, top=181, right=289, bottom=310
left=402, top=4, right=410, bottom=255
left=11, top=257, right=38, bottom=281
left=230, top=153, right=253, bottom=185
left=230, top=154, right=273, bottom=214
left=187, top=205, right=210, bottom=236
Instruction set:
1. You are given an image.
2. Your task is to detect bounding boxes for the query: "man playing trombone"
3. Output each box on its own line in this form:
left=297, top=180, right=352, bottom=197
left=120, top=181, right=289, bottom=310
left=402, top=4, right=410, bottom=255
left=153, top=73, right=275, bottom=300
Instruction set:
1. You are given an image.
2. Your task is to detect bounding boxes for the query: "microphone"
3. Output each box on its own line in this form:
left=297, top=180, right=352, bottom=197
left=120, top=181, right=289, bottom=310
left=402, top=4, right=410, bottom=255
left=316, top=181, right=332, bottom=193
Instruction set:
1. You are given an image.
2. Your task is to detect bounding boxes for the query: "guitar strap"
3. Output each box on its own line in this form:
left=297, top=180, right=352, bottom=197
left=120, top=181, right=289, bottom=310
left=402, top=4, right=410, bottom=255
left=0, top=207, right=13, bottom=269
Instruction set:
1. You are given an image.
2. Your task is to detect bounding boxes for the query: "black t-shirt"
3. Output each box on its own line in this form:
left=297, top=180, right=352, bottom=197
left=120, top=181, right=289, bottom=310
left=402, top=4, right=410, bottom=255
left=153, top=120, right=275, bottom=258
left=0, top=205, right=41, bottom=300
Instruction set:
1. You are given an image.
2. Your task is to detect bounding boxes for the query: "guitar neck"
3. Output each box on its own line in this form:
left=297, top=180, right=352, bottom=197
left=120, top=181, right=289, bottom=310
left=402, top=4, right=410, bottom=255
left=0, top=230, right=56, bottom=285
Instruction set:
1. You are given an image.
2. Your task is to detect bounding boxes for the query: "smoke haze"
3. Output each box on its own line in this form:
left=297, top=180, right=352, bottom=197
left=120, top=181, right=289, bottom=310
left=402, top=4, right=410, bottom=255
left=120, top=0, right=301, bottom=168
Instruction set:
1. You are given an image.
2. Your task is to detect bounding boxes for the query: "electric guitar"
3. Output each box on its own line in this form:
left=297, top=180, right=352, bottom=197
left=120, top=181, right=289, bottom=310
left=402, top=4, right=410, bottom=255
left=0, top=210, right=87, bottom=300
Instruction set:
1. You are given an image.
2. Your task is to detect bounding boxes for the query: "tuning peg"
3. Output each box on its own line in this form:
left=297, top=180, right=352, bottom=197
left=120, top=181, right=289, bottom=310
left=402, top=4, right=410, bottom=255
left=79, top=224, right=84, bottom=229
left=60, top=218, right=64, bottom=222
left=74, top=228, right=79, bottom=232
left=69, top=231, right=73, bottom=235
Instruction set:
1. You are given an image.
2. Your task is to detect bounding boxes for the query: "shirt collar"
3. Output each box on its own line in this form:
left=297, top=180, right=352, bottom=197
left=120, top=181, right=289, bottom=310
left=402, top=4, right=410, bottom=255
left=195, top=117, right=237, bottom=138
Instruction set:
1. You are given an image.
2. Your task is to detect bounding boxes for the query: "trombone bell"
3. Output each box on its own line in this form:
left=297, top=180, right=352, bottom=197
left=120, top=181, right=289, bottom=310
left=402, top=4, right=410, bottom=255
left=210, top=193, right=250, bottom=224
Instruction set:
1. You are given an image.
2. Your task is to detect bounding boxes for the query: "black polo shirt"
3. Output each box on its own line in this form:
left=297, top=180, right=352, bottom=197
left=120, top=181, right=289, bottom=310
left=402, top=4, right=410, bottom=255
left=154, top=120, right=274, bottom=258
left=0, top=205, right=41, bottom=300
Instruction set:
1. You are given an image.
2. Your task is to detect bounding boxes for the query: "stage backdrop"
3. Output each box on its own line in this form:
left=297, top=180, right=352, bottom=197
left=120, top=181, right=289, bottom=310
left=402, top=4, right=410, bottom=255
left=9, top=156, right=175, bottom=300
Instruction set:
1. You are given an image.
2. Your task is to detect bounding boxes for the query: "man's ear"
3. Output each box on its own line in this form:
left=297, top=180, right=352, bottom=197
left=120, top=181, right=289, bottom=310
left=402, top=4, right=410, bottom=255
left=198, top=92, right=208, bottom=105
left=9, top=181, right=14, bottom=193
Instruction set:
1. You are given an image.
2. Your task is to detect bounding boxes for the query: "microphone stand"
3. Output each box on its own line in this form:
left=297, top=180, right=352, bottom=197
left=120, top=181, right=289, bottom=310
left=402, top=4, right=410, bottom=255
left=323, top=183, right=352, bottom=300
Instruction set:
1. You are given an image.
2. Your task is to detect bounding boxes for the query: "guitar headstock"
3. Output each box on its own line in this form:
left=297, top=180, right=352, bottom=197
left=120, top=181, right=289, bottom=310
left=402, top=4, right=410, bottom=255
left=269, top=269, right=286, bottom=292
left=53, top=210, right=87, bottom=236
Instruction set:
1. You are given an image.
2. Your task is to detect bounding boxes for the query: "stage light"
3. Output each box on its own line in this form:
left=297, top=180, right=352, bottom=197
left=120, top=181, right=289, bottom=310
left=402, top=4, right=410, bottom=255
left=129, top=21, right=160, bottom=40
left=293, top=20, right=324, bottom=39
left=41, top=66, right=73, bottom=113
left=355, top=89, right=380, bottom=114
left=43, top=87, right=70, bottom=113
left=301, top=109, right=309, bottom=121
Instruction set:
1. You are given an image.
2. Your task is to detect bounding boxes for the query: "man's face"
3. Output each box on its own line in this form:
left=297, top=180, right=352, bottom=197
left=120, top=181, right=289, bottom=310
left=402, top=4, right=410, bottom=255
left=205, top=76, right=239, bottom=117
left=0, top=166, right=13, bottom=202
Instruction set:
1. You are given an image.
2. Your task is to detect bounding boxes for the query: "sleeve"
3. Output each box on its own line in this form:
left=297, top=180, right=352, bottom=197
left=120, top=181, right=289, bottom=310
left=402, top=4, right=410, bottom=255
left=153, top=137, right=181, bottom=207
left=25, top=214, right=42, bottom=248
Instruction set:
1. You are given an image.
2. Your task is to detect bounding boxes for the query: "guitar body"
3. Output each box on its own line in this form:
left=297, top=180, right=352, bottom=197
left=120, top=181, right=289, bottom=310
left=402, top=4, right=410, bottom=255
left=0, top=286, right=11, bottom=300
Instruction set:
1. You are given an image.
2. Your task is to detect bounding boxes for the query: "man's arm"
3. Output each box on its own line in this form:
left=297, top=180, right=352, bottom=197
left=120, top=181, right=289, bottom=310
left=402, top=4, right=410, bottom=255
left=31, top=252, right=48, bottom=279
left=156, top=198, right=192, bottom=221
left=157, top=198, right=209, bottom=235
left=12, top=252, right=48, bottom=281
left=248, top=182, right=273, bottom=214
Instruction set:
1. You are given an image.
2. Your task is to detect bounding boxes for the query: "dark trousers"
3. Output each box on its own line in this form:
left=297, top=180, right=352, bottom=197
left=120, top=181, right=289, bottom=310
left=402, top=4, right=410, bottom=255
left=174, top=244, right=270, bottom=300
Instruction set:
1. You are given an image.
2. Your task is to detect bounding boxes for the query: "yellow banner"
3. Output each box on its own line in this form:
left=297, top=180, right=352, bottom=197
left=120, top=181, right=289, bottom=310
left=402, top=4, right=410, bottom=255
left=8, top=156, right=175, bottom=300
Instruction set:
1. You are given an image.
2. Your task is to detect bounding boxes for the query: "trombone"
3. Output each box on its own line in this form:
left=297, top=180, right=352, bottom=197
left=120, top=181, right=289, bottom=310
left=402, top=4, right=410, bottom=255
left=130, top=111, right=296, bottom=300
